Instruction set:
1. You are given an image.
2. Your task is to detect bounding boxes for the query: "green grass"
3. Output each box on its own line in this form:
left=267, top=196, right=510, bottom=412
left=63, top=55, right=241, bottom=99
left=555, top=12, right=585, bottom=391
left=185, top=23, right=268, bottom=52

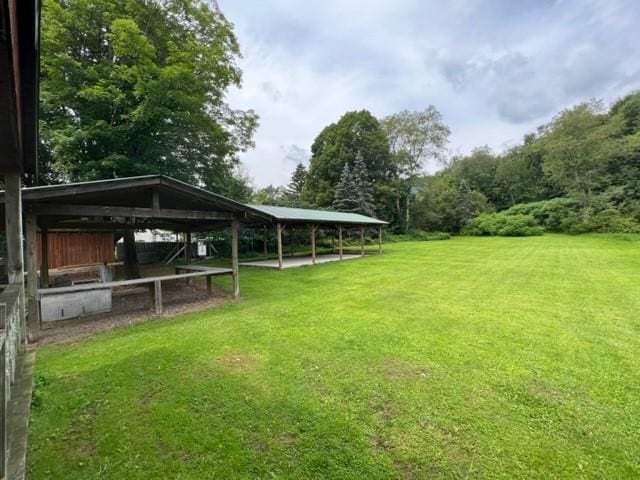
left=28, top=235, right=640, bottom=479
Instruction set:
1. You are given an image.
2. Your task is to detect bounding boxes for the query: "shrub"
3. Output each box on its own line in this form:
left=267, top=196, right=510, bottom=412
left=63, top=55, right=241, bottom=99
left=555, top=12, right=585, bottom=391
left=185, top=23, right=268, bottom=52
left=386, top=230, right=450, bottom=242
left=569, top=210, right=640, bottom=234
left=463, top=213, right=544, bottom=237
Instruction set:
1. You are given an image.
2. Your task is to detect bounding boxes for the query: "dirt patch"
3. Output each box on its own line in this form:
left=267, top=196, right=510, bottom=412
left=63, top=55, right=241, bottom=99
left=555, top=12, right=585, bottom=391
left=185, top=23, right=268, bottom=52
left=526, top=379, right=564, bottom=404
left=382, top=358, right=430, bottom=381
left=368, top=395, right=397, bottom=422
left=65, top=403, right=99, bottom=457
left=36, top=275, right=232, bottom=346
left=216, top=351, right=256, bottom=372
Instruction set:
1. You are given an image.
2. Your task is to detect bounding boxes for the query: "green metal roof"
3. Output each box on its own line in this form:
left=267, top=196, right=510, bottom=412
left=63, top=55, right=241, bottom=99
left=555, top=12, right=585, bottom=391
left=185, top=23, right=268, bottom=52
left=247, top=205, right=388, bottom=225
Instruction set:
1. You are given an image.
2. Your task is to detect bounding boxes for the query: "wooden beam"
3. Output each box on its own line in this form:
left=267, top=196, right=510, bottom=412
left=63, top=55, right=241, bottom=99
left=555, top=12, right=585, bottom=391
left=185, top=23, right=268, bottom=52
left=231, top=218, right=240, bottom=298
left=338, top=225, right=343, bottom=260
left=263, top=225, right=268, bottom=260
left=276, top=222, right=283, bottom=269
left=25, top=210, right=39, bottom=341
left=4, top=173, right=26, bottom=341
left=378, top=226, right=383, bottom=254
left=40, top=226, right=49, bottom=287
left=360, top=226, right=365, bottom=256
left=310, top=224, right=317, bottom=264
left=30, top=203, right=234, bottom=221
left=37, top=219, right=228, bottom=232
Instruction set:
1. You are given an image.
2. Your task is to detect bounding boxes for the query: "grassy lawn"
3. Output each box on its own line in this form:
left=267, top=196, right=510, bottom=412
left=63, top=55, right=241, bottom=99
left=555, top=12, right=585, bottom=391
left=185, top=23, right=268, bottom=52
left=27, top=235, right=640, bottom=479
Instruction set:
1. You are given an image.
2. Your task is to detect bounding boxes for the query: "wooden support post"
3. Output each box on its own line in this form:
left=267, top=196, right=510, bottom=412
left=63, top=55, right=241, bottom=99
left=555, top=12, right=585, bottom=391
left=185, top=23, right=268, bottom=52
left=276, top=222, right=283, bottom=269
left=378, top=226, right=383, bottom=254
left=263, top=225, right=268, bottom=260
left=331, top=233, right=335, bottom=253
left=154, top=280, right=162, bottom=314
left=206, top=275, right=213, bottom=296
left=338, top=225, right=343, bottom=260
left=360, top=226, right=365, bottom=256
left=152, top=188, right=160, bottom=213
left=25, top=210, right=39, bottom=341
left=184, top=232, right=191, bottom=265
left=310, top=224, right=317, bottom=264
left=231, top=218, right=240, bottom=298
left=289, top=227, right=294, bottom=257
left=40, top=226, right=49, bottom=287
left=4, top=173, right=26, bottom=341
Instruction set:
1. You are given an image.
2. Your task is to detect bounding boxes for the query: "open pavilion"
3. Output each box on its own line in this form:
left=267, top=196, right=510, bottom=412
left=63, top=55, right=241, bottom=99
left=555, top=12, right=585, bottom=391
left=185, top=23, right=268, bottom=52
left=241, top=205, right=388, bottom=269
left=0, top=175, right=271, bottom=341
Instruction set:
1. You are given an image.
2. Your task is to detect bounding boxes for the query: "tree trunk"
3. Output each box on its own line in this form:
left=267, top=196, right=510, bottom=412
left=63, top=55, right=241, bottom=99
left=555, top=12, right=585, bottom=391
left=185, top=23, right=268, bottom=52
left=123, top=229, right=140, bottom=279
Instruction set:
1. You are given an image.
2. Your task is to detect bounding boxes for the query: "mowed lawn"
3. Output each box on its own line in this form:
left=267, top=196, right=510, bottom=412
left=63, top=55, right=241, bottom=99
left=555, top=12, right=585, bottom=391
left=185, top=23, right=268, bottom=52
left=28, top=235, right=640, bottom=479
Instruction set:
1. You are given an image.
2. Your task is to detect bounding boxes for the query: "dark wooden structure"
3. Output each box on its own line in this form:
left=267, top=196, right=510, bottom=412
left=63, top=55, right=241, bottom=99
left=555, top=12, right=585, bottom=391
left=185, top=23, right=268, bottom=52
left=1, top=0, right=40, bottom=477
left=0, top=175, right=270, bottom=339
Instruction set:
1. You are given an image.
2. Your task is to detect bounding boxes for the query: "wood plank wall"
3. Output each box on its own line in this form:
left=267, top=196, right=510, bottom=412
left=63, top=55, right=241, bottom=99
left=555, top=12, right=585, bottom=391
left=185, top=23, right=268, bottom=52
left=36, top=232, right=115, bottom=269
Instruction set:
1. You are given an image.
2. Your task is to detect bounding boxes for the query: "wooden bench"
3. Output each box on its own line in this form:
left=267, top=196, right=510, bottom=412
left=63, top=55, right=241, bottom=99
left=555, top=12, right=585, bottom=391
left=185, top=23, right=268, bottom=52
left=37, top=267, right=233, bottom=317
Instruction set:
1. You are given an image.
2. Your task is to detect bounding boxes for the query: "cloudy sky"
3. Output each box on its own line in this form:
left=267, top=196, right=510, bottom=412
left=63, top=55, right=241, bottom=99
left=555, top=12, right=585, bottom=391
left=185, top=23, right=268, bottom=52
left=219, top=0, right=640, bottom=188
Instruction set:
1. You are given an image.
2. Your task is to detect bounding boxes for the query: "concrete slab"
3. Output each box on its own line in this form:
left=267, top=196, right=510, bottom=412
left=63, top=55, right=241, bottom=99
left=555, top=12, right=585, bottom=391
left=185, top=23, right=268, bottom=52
left=239, top=254, right=362, bottom=269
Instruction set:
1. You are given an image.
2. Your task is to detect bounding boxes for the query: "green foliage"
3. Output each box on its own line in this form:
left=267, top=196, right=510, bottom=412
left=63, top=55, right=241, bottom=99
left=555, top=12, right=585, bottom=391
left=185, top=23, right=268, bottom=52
left=251, top=185, right=289, bottom=206
left=409, top=91, right=640, bottom=235
left=31, top=373, right=49, bottom=408
left=39, top=0, right=257, bottom=197
left=464, top=212, right=544, bottom=236
left=385, top=230, right=450, bottom=242
left=304, top=110, right=394, bottom=216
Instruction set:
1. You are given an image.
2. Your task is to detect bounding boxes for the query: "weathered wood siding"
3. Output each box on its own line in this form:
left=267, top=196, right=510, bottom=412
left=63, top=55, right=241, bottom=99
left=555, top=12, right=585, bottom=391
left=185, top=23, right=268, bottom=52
left=36, top=232, right=115, bottom=269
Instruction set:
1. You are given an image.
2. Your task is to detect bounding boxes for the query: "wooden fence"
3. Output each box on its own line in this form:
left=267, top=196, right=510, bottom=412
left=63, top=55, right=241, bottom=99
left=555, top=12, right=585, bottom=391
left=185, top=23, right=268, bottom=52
left=0, top=284, right=23, bottom=478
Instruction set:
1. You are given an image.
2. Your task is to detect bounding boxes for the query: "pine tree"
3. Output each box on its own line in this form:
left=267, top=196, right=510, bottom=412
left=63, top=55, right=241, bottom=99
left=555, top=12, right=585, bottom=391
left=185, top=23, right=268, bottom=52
left=332, top=163, right=359, bottom=212
left=352, top=155, right=376, bottom=217
left=286, top=163, right=307, bottom=197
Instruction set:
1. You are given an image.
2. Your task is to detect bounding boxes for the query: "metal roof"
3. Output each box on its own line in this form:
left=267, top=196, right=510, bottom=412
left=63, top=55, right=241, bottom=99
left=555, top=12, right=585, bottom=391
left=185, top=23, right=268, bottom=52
left=247, top=204, right=388, bottom=226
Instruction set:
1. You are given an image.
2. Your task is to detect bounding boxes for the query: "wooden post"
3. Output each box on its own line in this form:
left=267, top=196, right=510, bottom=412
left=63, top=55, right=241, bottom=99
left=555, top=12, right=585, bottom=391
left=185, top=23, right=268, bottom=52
left=152, top=188, right=160, bottom=213
left=360, top=226, right=365, bottom=256
left=263, top=225, right=268, bottom=260
left=184, top=232, right=191, bottom=265
left=4, top=173, right=26, bottom=340
left=25, top=210, right=39, bottom=341
left=206, top=275, right=213, bottom=296
left=276, top=223, right=283, bottom=269
left=310, top=224, right=317, bottom=264
left=40, top=226, right=49, bottom=287
left=378, top=226, right=383, bottom=254
left=154, top=280, right=162, bottom=314
left=338, top=225, right=343, bottom=260
left=231, top=218, right=240, bottom=298
left=331, top=233, right=335, bottom=253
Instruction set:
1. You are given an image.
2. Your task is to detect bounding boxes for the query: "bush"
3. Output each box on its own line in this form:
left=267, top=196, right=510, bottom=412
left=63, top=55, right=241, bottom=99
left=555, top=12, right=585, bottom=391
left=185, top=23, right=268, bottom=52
left=504, top=198, right=579, bottom=231
left=569, top=210, right=640, bottom=234
left=386, top=230, right=450, bottom=242
left=463, top=213, right=544, bottom=237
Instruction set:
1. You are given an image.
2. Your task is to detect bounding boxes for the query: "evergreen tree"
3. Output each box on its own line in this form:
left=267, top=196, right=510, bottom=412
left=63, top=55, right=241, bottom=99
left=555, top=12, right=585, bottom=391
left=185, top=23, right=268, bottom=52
left=352, top=155, right=376, bottom=217
left=332, top=163, right=359, bottom=212
left=287, top=163, right=307, bottom=195
left=286, top=163, right=308, bottom=205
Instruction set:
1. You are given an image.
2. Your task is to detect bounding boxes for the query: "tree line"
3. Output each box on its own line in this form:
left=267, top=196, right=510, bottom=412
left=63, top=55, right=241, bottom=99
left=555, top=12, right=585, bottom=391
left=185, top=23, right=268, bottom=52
left=39, top=0, right=640, bottom=236
left=259, top=93, right=640, bottom=235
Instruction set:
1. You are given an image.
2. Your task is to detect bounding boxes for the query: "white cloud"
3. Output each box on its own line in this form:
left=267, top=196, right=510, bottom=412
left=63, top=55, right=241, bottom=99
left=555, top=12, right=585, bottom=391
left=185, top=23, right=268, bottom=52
left=219, top=0, right=640, bottom=187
